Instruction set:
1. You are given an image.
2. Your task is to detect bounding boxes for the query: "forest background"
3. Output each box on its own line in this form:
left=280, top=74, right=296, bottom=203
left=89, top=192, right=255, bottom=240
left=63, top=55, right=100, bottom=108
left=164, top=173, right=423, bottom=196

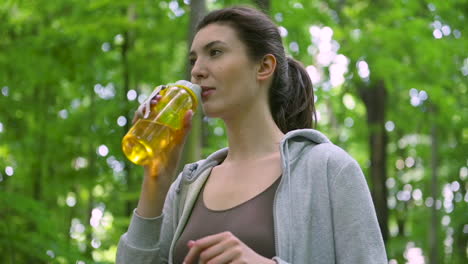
left=0, top=0, right=466, bottom=263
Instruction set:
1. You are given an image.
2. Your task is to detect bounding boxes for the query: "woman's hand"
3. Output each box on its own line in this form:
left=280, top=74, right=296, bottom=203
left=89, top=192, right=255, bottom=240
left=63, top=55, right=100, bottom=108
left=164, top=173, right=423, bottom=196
left=183, top=232, right=276, bottom=264
left=132, top=94, right=193, bottom=177
left=133, top=93, right=194, bottom=218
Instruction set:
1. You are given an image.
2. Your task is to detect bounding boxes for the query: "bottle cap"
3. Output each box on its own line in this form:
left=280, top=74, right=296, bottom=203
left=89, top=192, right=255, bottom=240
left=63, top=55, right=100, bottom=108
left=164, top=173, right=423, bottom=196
left=173, top=80, right=201, bottom=106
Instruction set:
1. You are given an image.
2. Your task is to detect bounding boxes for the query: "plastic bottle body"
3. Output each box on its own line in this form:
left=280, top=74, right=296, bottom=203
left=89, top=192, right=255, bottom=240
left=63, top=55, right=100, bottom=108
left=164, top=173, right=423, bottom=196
left=122, top=82, right=200, bottom=166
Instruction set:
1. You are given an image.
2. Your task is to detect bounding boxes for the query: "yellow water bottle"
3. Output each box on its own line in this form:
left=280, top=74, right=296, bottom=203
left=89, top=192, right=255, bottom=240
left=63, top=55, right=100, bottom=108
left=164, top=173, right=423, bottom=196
left=122, top=80, right=201, bottom=166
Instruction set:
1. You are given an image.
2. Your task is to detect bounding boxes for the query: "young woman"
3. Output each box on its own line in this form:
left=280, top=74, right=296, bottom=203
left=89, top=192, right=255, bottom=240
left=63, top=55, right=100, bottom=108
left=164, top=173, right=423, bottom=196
left=117, top=6, right=387, bottom=264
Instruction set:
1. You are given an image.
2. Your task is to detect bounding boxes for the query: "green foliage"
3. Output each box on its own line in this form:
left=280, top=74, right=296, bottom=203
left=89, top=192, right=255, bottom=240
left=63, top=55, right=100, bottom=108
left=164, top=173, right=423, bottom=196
left=0, top=0, right=466, bottom=263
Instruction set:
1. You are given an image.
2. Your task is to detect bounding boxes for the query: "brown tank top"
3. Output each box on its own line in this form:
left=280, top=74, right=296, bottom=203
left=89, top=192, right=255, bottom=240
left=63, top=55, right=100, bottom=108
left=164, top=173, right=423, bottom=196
left=173, top=176, right=281, bottom=264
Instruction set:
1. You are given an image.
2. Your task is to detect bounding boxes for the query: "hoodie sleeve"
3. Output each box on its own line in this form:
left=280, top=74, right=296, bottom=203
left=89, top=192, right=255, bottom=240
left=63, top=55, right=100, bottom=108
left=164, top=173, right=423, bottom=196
left=330, top=159, right=388, bottom=264
left=272, top=257, right=291, bottom=264
left=116, top=174, right=183, bottom=264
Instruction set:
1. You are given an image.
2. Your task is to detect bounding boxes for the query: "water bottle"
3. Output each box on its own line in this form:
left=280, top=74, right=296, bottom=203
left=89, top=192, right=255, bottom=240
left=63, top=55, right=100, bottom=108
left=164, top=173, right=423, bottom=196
left=122, top=80, right=201, bottom=166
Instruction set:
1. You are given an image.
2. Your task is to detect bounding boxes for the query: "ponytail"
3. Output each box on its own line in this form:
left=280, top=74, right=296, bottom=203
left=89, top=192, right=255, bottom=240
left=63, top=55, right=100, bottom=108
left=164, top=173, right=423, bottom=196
left=270, top=57, right=317, bottom=133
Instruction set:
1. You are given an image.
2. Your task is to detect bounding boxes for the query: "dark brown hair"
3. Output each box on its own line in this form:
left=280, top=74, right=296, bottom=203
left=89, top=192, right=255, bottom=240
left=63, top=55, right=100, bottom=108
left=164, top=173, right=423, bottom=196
left=196, top=6, right=316, bottom=133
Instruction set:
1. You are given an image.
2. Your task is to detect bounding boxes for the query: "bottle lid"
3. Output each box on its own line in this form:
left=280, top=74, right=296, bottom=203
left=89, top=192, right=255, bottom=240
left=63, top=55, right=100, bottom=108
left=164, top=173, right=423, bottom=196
left=173, top=80, right=201, bottom=105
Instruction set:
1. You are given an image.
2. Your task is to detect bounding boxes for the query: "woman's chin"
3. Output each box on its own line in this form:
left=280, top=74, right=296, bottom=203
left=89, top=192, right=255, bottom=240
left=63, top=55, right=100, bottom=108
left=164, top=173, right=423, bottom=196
left=201, top=103, right=225, bottom=119
left=201, top=103, right=218, bottom=118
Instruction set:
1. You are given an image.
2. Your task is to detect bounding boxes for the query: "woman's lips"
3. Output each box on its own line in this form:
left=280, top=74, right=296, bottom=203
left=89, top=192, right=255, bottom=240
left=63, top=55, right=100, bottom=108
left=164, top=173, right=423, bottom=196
left=201, top=86, right=216, bottom=100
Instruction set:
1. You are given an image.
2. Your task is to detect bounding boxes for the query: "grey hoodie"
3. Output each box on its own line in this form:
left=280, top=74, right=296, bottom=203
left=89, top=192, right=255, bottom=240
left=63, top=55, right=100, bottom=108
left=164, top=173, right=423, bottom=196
left=116, top=129, right=388, bottom=264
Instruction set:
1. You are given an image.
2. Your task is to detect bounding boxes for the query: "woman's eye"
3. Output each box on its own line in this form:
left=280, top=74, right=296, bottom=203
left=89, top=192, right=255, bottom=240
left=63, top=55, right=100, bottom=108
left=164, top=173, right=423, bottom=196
left=210, top=49, right=222, bottom=57
left=189, top=58, right=196, bottom=66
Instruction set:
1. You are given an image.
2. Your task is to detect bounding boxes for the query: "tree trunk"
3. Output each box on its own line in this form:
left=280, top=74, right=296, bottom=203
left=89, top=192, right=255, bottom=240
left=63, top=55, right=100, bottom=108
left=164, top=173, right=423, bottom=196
left=358, top=80, right=389, bottom=242
left=122, top=5, right=136, bottom=216
left=395, top=134, right=406, bottom=238
left=429, top=104, right=439, bottom=264
left=33, top=85, right=45, bottom=202
left=180, top=0, right=206, bottom=170
left=84, top=78, right=97, bottom=260
left=27, top=85, right=46, bottom=264
left=84, top=187, right=94, bottom=260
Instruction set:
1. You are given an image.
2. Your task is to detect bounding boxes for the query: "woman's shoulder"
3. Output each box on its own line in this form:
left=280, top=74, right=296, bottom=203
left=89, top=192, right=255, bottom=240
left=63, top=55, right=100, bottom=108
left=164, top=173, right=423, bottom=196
left=296, top=139, right=364, bottom=184
left=285, top=129, right=356, bottom=165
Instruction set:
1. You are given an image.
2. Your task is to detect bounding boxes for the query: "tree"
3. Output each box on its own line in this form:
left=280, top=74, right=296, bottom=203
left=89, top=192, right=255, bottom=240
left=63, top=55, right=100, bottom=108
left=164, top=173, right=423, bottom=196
left=0, top=0, right=466, bottom=263
left=179, top=0, right=207, bottom=171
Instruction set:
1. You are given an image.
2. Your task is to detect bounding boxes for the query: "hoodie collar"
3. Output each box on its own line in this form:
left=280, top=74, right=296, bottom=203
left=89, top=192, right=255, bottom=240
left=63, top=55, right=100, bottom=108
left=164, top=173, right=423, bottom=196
left=182, top=129, right=330, bottom=181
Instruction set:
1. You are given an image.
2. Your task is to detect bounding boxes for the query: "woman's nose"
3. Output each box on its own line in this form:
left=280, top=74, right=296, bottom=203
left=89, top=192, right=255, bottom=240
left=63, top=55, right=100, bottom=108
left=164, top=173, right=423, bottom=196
left=191, top=60, right=208, bottom=81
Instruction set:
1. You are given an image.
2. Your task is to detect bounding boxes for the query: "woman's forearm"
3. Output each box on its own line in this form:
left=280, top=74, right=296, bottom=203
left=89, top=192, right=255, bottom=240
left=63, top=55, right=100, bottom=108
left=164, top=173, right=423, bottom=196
left=136, top=167, right=173, bottom=218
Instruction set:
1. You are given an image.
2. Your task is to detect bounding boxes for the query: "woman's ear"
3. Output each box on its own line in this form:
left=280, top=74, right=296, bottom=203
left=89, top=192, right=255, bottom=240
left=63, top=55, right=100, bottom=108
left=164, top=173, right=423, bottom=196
left=257, top=54, right=277, bottom=81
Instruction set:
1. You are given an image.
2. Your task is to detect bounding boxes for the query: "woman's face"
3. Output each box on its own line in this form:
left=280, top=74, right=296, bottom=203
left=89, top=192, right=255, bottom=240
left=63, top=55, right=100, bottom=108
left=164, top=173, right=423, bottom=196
left=189, top=23, right=263, bottom=119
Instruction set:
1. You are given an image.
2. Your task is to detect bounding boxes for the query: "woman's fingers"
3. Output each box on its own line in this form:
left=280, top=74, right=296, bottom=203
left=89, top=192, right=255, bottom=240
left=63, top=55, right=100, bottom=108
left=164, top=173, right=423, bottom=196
left=132, top=111, right=143, bottom=125
left=202, top=246, right=241, bottom=264
left=183, top=110, right=194, bottom=130
left=184, top=233, right=231, bottom=264
left=132, top=94, right=162, bottom=125
left=198, top=238, right=237, bottom=263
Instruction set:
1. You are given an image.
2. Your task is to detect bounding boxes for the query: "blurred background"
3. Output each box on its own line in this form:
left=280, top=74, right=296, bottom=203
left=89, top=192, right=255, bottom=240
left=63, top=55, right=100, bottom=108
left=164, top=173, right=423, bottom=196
left=0, top=0, right=466, bottom=263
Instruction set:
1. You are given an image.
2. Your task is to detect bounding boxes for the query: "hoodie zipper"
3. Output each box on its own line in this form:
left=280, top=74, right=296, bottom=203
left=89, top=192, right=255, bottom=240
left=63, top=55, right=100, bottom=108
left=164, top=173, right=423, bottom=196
left=273, top=140, right=289, bottom=261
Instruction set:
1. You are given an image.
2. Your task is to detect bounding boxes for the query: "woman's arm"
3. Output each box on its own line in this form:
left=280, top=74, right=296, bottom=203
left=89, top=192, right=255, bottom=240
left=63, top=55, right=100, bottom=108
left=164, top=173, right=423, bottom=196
left=331, top=159, right=388, bottom=263
left=137, top=164, right=178, bottom=218
left=116, top=173, right=182, bottom=264
left=116, top=96, right=193, bottom=263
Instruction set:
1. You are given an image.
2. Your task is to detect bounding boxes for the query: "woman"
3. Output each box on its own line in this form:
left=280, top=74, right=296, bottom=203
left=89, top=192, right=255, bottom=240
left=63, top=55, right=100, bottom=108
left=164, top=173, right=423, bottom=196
left=117, top=6, right=387, bottom=264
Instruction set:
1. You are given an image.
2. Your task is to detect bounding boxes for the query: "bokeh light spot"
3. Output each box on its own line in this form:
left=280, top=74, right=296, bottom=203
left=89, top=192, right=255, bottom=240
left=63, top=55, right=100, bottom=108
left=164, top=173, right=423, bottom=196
left=214, top=127, right=224, bottom=136
left=5, top=166, right=14, bottom=176
left=117, top=116, right=127, bottom=127
left=343, top=94, right=356, bottom=110
left=278, top=26, right=288, bottom=37
left=101, top=42, right=110, bottom=52
left=441, top=215, right=450, bottom=226
left=306, top=65, right=321, bottom=84
left=412, top=189, right=423, bottom=201
left=357, top=60, right=370, bottom=79
left=396, top=159, right=405, bottom=170
left=127, top=89, right=137, bottom=101
left=441, top=25, right=451, bottom=36
left=275, top=13, right=283, bottom=22
left=450, top=181, right=460, bottom=192
left=46, top=250, right=55, bottom=258
left=91, top=238, right=101, bottom=249
left=98, top=145, right=109, bottom=157
left=404, top=243, right=425, bottom=264
left=90, top=207, right=104, bottom=228
left=114, top=34, right=124, bottom=45
left=386, top=177, right=396, bottom=189
left=59, top=109, right=68, bottom=119
left=427, top=3, right=436, bottom=11
left=72, top=157, right=88, bottom=170
left=405, top=157, right=415, bottom=168
left=385, top=121, right=395, bottom=132
left=66, top=193, right=77, bottom=207
left=289, top=42, right=299, bottom=53
left=94, top=83, right=116, bottom=100
left=459, top=166, right=467, bottom=180
left=433, top=29, right=443, bottom=39
left=1, top=86, right=8, bottom=96
left=344, top=117, right=354, bottom=127
left=425, top=197, right=434, bottom=207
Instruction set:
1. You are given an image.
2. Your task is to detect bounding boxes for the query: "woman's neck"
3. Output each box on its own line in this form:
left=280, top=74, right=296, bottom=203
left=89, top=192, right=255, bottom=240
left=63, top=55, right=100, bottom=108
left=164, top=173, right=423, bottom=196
left=221, top=101, right=285, bottom=164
